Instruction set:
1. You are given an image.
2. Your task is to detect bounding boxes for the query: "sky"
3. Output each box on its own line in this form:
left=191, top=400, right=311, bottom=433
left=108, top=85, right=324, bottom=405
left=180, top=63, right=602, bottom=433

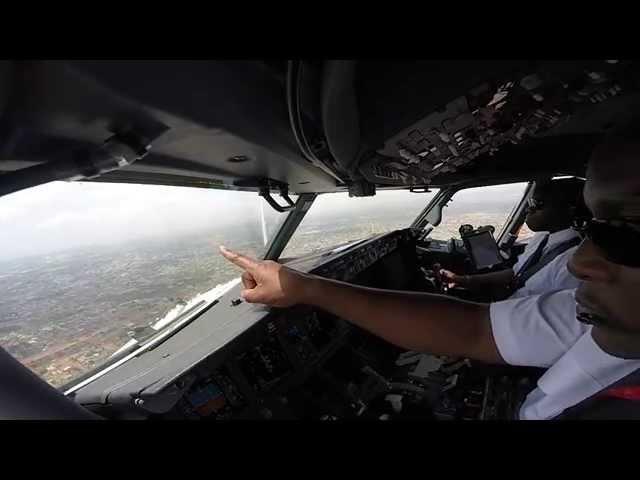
left=0, top=180, right=529, bottom=261
left=0, top=182, right=277, bottom=261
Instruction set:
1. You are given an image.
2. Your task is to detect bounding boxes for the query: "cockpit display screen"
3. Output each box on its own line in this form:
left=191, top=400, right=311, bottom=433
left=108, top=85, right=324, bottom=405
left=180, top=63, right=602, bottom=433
left=187, top=380, right=228, bottom=416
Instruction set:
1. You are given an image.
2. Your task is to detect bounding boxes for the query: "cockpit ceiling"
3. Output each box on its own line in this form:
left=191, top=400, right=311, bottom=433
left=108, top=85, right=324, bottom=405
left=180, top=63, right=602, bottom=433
left=0, top=60, right=637, bottom=195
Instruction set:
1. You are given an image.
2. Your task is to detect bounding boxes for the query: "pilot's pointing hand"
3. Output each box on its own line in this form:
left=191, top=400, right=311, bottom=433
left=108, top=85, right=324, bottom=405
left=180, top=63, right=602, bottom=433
left=219, top=246, right=309, bottom=308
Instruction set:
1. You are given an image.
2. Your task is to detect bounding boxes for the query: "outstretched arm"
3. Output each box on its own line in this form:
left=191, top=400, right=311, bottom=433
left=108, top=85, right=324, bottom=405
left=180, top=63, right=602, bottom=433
left=220, top=246, right=504, bottom=364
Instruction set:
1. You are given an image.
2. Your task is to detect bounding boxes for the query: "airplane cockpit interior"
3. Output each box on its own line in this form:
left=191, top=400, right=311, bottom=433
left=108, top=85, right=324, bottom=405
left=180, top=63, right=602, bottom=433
left=0, top=60, right=638, bottom=420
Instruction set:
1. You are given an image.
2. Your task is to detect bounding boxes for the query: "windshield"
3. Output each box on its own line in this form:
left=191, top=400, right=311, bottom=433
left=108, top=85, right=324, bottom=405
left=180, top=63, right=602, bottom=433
left=281, top=189, right=439, bottom=259
left=0, top=181, right=290, bottom=388
left=428, top=183, right=529, bottom=240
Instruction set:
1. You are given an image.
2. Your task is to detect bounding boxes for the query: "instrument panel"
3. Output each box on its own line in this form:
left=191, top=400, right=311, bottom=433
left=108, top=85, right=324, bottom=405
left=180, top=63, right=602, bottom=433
left=313, top=232, right=405, bottom=282
left=359, top=60, right=638, bottom=186
left=157, top=230, right=410, bottom=420
left=236, top=322, right=293, bottom=393
left=163, top=308, right=349, bottom=420
left=176, top=366, right=246, bottom=420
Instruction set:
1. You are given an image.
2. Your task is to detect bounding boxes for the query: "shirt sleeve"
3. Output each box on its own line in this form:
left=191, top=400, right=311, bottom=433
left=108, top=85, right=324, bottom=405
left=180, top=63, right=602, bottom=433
left=490, top=289, right=589, bottom=368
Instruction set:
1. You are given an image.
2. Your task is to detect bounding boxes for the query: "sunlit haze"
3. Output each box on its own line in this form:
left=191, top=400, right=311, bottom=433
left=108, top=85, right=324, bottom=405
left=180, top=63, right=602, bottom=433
left=0, top=181, right=278, bottom=261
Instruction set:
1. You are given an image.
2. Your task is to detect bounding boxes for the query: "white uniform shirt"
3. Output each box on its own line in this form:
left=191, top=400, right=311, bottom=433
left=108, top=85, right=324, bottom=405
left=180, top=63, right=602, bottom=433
left=490, top=289, right=640, bottom=419
left=510, top=246, right=580, bottom=299
left=512, top=231, right=548, bottom=274
left=509, top=228, right=581, bottom=299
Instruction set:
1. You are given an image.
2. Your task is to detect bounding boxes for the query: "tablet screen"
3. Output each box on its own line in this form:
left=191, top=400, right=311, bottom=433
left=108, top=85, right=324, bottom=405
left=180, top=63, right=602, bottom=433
left=466, top=230, right=502, bottom=270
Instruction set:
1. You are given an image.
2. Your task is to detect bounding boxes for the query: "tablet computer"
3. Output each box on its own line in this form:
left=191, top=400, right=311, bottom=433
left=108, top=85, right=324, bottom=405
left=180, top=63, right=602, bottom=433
left=464, top=230, right=503, bottom=270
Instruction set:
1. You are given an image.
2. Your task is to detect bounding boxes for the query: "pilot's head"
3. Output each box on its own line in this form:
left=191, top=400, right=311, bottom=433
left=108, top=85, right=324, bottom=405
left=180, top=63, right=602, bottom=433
left=568, top=121, right=640, bottom=358
left=525, top=177, right=587, bottom=233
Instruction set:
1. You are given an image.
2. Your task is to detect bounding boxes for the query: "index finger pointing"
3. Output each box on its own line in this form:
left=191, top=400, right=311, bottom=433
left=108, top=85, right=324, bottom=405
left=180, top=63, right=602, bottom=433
left=219, top=245, right=259, bottom=271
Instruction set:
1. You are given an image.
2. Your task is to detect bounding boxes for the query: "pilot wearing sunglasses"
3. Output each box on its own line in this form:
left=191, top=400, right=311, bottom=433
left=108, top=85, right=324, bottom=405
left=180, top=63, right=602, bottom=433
left=437, top=177, right=586, bottom=300
left=221, top=122, right=640, bottom=419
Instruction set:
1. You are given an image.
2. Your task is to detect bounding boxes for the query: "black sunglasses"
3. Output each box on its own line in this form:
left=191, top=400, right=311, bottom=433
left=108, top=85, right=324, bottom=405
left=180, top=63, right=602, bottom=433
left=572, top=218, right=640, bottom=268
